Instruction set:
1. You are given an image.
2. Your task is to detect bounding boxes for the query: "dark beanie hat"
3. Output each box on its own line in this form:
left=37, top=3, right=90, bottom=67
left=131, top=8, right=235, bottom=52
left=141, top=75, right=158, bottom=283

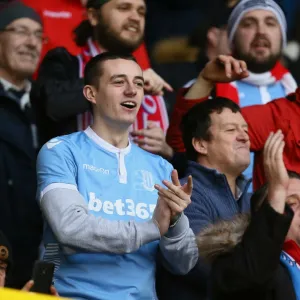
left=0, top=231, right=13, bottom=272
left=86, top=0, right=111, bottom=9
left=0, top=0, right=42, bottom=30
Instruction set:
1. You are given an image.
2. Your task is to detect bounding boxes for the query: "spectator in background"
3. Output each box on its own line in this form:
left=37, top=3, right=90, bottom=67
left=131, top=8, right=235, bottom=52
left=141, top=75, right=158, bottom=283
left=0, top=1, right=43, bottom=288
left=36, top=53, right=198, bottom=299
left=156, top=97, right=251, bottom=300
left=167, top=0, right=297, bottom=191
left=22, top=0, right=151, bottom=74
left=167, top=53, right=300, bottom=193
left=197, top=131, right=300, bottom=300
left=31, top=0, right=174, bottom=160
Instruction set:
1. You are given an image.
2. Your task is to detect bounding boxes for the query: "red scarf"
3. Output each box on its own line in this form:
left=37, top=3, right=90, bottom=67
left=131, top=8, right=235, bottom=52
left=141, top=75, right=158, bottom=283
left=284, top=240, right=300, bottom=265
left=77, top=39, right=169, bottom=132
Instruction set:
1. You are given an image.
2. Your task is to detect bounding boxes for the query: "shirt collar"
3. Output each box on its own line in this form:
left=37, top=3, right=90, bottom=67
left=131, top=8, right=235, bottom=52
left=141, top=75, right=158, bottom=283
left=84, top=126, right=131, bottom=154
left=0, top=78, right=31, bottom=93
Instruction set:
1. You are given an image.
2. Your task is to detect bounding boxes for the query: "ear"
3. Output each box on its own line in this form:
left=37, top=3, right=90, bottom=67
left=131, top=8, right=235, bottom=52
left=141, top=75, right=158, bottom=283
left=192, top=137, right=208, bottom=156
left=207, top=27, right=220, bottom=48
left=83, top=85, right=97, bottom=105
left=87, top=8, right=99, bottom=26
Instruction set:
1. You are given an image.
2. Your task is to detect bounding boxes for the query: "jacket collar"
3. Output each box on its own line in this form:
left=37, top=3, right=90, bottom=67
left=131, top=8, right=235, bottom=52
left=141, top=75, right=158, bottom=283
left=184, top=160, right=251, bottom=199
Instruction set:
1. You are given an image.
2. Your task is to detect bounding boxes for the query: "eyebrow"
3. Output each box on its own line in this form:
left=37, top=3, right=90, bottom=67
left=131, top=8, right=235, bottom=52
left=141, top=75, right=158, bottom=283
left=242, top=15, right=278, bottom=23
left=222, top=122, right=248, bottom=128
left=10, top=25, right=43, bottom=32
left=110, top=74, right=144, bottom=83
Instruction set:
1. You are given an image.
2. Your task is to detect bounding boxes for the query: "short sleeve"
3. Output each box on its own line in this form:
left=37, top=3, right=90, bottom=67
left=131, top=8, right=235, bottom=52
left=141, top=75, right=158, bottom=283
left=36, top=138, right=77, bottom=201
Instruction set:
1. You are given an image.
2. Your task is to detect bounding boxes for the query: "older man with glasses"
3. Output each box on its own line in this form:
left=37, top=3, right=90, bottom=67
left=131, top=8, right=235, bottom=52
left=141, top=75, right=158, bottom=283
left=0, top=0, right=45, bottom=289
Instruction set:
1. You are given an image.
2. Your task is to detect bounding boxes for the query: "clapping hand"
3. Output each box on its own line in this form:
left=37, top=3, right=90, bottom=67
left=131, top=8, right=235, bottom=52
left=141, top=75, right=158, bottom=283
left=263, top=130, right=288, bottom=213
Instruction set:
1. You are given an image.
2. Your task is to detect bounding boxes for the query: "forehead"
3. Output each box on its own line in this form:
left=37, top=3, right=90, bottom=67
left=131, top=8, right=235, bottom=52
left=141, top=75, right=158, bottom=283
left=287, top=178, right=300, bottom=196
left=241, top=9, right=278, bottom=21
left=210, top=108, right=246, bottom=126
left=111, top=0, right=145, bottom=8
left=102, top=58, right=142, bottom=77
left=7, top=18, right=42, bottom=30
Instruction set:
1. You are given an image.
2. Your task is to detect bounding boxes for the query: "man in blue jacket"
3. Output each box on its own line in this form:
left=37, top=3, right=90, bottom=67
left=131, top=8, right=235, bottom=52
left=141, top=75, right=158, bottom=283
left=157, top=97, right=252, bottom=299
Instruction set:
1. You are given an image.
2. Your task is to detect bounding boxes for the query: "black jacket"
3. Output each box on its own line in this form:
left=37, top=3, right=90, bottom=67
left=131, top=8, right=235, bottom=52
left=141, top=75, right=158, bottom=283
left=197, top=203, right=296, bottom=300
left=156, top=162, right=251, bottom=300
left=30, top=47, right=90, bottom=147
left=0, top=84, right=43, bottom=288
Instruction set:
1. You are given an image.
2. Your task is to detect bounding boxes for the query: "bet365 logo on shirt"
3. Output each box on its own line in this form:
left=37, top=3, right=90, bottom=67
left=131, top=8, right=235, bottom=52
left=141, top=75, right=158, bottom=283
left=88, top=192, right=156, bottom=220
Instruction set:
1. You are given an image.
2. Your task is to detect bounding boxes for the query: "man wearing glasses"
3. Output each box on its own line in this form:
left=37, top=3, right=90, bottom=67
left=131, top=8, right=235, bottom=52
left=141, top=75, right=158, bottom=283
left=0, top=0, right=45, bottom=289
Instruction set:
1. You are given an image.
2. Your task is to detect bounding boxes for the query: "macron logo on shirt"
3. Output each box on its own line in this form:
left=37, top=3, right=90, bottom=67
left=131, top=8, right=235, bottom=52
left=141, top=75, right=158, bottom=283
left=83, top=164, right=110, bottom=175
left=46, top=139, right=62, bottom=149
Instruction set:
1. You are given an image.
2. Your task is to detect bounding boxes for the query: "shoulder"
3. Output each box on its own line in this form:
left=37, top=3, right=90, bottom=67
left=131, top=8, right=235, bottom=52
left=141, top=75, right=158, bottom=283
left=131, top=144, right=173, bottom=172
left=38, top=132, right=84, bottom=159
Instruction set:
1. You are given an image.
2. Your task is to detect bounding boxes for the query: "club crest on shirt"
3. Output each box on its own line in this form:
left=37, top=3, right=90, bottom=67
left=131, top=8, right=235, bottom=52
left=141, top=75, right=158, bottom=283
left=134, top=170, right=155, bottom=192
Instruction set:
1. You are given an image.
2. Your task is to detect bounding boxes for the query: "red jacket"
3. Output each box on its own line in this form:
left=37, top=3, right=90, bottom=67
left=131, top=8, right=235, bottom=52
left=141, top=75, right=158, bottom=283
left=166, top=88, right=300, bottom=190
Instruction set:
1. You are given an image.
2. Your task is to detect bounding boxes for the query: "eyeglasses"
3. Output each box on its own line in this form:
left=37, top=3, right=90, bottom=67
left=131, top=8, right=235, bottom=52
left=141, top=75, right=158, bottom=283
left=0, top=27, right=48, bottom=44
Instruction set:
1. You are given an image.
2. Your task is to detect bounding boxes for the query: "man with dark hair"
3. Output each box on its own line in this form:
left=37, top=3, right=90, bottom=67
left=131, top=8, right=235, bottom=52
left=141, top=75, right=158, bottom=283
left=36, top=52, right=198, bottom=300
left=156, top=97, right=251, bottom=300
left=31, top=0, right=174, bottom=161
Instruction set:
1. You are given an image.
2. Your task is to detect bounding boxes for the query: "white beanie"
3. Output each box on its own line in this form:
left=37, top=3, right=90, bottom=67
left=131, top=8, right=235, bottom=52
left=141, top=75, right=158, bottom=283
left=228, top=0, right=287, bottom=49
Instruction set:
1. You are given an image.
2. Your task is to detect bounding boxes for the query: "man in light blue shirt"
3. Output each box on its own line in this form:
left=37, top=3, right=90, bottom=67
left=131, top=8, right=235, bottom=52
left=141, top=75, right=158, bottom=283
left=36, top=52, right=198, bottom=300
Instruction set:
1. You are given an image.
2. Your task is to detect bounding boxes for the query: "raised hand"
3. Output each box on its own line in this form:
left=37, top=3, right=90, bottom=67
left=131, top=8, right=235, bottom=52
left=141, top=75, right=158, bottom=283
left=131, top=121, right=174, bottom=159
left=263, top=130, right=288, bottom=213
left=143, top=68, right=173, bottom=96
left=201, top=55, right=249, bottom=84
left=185, top=55, right=249, bottom=100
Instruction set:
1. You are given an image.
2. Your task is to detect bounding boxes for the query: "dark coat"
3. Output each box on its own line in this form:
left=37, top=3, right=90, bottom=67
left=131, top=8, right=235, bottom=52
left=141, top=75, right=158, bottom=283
left=197, top=203, right=296, bottom=300
left=0, top=84, right=43, bottom=288
left=156, top=161, right=251, bottom=300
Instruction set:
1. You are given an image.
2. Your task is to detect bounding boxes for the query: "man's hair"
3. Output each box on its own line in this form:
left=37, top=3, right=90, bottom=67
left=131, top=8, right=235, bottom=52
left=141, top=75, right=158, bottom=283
left=181, top=97, right=241, bottom=161
left=74, top=1, right=105, bottom=47
left=84, top=52, right=137, bottom=87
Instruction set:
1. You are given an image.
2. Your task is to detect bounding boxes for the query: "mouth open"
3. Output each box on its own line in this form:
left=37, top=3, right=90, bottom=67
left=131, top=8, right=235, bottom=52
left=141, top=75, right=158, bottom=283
left=120, top=101, right=137, bottom=109
left=252, top=39, right=270, bottom=49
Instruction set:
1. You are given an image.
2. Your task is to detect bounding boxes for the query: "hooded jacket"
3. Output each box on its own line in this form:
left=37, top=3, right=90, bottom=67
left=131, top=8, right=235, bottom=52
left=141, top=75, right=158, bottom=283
left=197, top=203, right=296, bottom=300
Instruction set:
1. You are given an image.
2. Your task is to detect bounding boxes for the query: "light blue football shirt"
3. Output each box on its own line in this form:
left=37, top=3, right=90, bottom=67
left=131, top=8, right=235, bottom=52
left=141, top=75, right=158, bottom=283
left=37, top=127, right=173, bottom=300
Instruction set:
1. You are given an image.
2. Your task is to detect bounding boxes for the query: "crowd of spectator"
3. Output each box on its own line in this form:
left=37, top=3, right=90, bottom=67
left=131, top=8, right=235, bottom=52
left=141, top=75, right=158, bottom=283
left=0, top=0, right=300, bottom=299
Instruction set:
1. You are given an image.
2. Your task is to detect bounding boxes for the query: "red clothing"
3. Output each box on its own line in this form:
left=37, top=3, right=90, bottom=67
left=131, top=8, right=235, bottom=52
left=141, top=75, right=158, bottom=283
left=22, top=0, right=151, bottom=72
left=284, top=240, right=300, bottom=265
left=166, top=87, right=300, bottom=190
left=22, top=0, right=85, bottom=58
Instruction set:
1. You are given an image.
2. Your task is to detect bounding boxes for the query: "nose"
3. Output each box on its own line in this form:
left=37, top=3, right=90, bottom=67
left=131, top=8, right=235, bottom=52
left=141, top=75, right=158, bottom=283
left=25, top=33, right=40, bottom=48
left=124, top=82, right=137, bottom=97
left=237, top=128, right=250, bottom=143
left=129, top=9, right=141, bottom=22
left=257, top=20, right=267, bottom=35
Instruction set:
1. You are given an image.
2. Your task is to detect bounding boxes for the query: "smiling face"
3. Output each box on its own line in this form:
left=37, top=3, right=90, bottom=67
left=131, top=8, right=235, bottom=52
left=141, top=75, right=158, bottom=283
left=196, top=108, right=250, bottom=176
left=88, top=0, right=146, bottom=53
left=232, top=9, right=282, bottom=73
left=0, top=18, right=43, bottom=80
left=84, top=58, right=144, bottom=129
